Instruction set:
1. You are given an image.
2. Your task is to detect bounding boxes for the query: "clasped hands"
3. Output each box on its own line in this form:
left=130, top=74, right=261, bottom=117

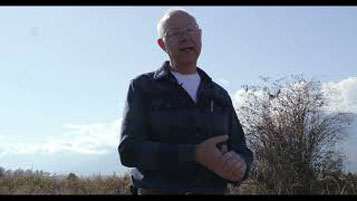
left=195, top=135, right=246, bottom=182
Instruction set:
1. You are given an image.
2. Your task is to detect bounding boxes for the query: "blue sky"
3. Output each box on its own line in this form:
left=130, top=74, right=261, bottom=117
left=0, top=6, right=356, bottom=177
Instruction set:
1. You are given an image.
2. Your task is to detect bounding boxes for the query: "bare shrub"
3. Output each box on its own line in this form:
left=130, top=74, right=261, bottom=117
left=238, top=75, right=352, bottom=194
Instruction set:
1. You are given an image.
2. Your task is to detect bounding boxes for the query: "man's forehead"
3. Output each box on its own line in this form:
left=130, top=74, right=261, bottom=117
left=165, top=13, right=197, bottom=28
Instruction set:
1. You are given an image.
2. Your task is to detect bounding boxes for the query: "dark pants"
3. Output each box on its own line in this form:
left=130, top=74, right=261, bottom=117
left=136, top=187, right=227, bottom=195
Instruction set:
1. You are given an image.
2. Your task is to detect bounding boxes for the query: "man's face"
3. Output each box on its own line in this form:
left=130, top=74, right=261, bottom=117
left=159, top=12, right=202, bottom=67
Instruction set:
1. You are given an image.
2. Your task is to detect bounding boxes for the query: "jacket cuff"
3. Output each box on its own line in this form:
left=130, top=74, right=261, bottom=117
left=178, top=144, right=197, bottom=163
left=241, top=156, right=251, bottom=181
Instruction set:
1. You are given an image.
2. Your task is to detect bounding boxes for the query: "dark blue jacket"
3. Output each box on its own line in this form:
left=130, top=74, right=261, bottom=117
left=118, top=61, right=253, bottom=193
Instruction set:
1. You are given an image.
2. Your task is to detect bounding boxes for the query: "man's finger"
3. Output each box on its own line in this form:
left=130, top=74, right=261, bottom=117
left=223, top=156, right=235, bottom=173
left=222, top=151, right=235, bottom=171
left=207, top=135, right=229, bottom=145
left=231, top=160, right=243, bottom=177
left=233, top=160, right=246, bottom=178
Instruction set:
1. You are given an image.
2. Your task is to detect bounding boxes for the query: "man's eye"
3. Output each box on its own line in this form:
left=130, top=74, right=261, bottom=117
left=171, top=31, right=180, bottom=36
left=165, top=32, right=173, bottom=37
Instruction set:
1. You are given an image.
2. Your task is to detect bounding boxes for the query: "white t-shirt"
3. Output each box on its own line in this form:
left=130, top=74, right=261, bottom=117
left=171, top=70, right=201, bottom=103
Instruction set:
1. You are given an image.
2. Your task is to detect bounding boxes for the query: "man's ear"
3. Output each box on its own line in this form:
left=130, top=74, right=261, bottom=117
left=157, top=38, right=167, bottom=52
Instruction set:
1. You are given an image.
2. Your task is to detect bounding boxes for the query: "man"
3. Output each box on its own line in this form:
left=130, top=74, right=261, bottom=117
left=118, top=8, right=253, bottom=195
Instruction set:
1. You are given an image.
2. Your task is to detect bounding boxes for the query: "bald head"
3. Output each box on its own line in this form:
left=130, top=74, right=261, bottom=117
left=157, top=9, right=198, bottom=39
left=156, top=8, right=202, bottom=74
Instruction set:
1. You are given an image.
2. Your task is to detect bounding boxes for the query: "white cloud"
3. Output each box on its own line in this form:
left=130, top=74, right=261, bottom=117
left=322, top=77, right=357, bottom=113
left=0, top=118, right=122, bottom=157
left=233, top=89, right=246, bottom=107
left=233, top=88, right=270, bottom=113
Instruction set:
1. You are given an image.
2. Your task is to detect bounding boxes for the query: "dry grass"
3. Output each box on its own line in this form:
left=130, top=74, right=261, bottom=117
left=1, top=167, right=356, bottom=195
left=228, top=173, right=357, bottom=195
left=0, top=168, right=131, bottom=195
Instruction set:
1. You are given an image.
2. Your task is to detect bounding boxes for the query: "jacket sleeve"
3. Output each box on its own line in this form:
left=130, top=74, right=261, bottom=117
left=118, top=78, right=197, bottom=171
left=227, top=97, right=254, bottom=183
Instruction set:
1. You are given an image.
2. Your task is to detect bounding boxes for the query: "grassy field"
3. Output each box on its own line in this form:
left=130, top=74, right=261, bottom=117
left=0, top=168, right=132, bottom=195
left=0, top=167, right=356, bottom=195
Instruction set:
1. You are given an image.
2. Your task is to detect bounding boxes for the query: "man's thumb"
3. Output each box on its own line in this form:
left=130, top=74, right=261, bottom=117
left=208, top=135, right=229, bottom=145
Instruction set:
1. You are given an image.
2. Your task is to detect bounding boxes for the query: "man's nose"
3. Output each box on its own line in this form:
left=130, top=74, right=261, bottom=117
left=179, top=30, right=191, bottom=41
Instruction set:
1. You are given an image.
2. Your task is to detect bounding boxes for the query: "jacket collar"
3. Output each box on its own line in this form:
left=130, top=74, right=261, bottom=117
left=153, top=60, right=212, bottom=84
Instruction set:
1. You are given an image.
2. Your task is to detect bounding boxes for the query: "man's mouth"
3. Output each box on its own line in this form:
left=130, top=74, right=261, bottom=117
left=180, top=47, right=195, bottom=52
